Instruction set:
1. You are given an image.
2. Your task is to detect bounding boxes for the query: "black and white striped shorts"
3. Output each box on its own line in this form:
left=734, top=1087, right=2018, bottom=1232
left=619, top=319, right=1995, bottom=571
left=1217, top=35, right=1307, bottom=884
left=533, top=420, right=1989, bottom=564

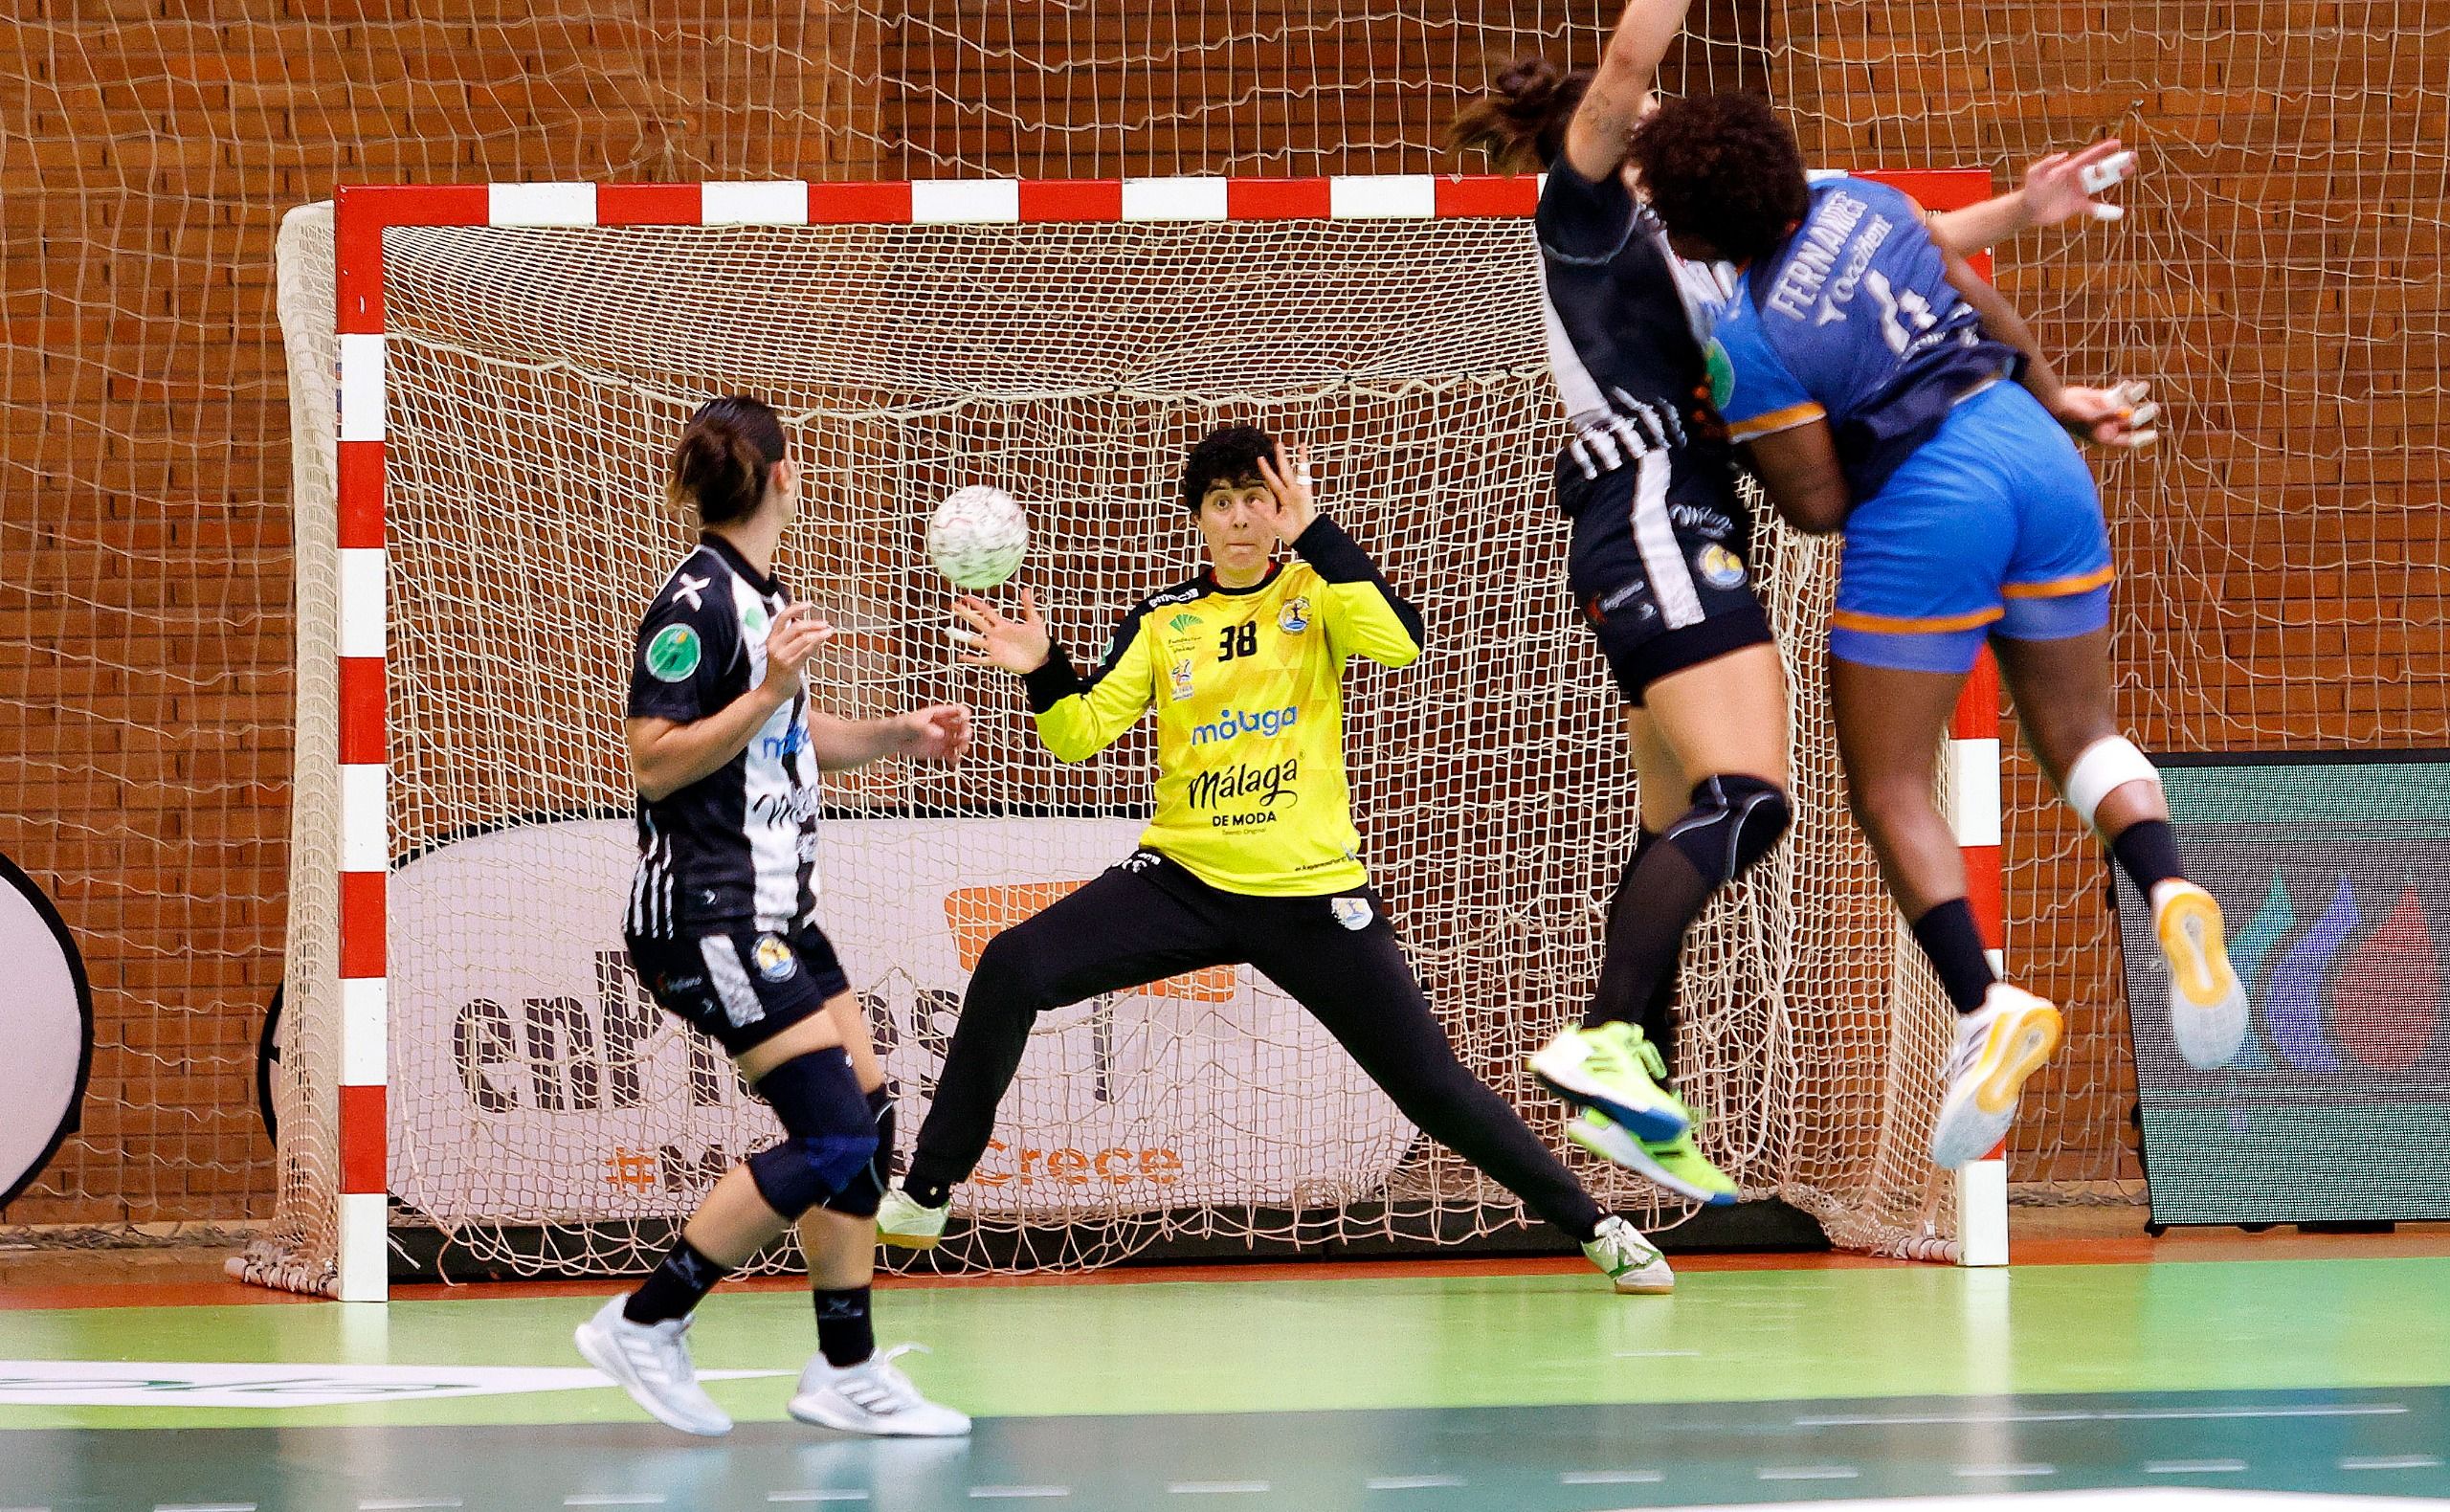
left=625, top=923, right=853, bottom=1056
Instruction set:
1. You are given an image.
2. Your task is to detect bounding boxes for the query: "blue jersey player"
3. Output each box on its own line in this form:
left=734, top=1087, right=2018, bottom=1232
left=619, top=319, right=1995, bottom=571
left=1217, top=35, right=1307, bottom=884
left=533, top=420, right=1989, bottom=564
left=1628, top=95, right=2249, bottom=1169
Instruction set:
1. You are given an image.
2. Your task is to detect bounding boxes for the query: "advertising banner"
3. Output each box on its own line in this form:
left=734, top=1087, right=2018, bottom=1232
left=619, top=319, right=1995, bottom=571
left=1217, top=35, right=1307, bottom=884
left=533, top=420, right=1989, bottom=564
left=390, top=816, right=1414, bottom=1225
left=2116, top=755, right=2450, bottom=1225
left=0, top=855, right=91, bottom=1207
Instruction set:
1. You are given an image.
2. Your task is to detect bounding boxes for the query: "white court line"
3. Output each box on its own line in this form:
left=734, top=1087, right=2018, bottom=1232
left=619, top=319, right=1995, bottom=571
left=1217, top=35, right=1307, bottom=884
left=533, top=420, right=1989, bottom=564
left=361, top=1502, right=465, bottom=1510
left=1366, top=1477, right=1464, bottom=1490
left=1165, top=1483, right=1270, bottom=1495
left=2143, top=1460, right=2248, bottom=1475
left=1758, top=1467, right=1860, bottom=1481
left=157, top=1505, right=256, bottom=1511
left=567, top=1499, right=667, bottom=1507
left=969, top=1491, right=1070, bottom=1501
left=2340, top=1456, right=2444, bottom=1471
left=1797, top=1403, right=2404, bottom=1427
left=1953, top=1465, right=2057, bottom=1479
left=1560, top=1470, right=1663, bottom=1485
left=768, top=1496, right=870, bottom=1504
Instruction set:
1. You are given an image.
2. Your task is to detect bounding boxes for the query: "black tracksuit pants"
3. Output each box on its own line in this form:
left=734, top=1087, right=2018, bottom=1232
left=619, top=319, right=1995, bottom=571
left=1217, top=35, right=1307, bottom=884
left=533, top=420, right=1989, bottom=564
left=903, top=851, right=1605, bottom=1241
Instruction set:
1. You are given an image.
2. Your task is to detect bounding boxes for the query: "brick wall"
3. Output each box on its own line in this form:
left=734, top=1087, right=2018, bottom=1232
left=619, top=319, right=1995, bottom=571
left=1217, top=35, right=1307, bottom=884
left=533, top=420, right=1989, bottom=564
left=4, top=2, right=2439, bottom=1223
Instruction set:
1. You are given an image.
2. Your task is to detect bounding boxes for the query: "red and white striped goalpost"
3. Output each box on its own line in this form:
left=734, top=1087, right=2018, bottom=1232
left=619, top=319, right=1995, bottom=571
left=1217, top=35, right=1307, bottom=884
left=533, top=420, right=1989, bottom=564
left=327, top=169, right=2007, bottom=1301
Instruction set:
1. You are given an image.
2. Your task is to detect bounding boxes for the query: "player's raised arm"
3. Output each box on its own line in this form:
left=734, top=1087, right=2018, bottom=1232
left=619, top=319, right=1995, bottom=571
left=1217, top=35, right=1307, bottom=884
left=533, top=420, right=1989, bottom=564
left=1446, top=0, right=1693, bottom=181
left=1927, top=140, right=2138, bottom=257
left=1569, top=0, right=1695, bottom=179
left=1258, top=443, right=1423, bottom=669
left=953, top=587, right=1155, bottom=763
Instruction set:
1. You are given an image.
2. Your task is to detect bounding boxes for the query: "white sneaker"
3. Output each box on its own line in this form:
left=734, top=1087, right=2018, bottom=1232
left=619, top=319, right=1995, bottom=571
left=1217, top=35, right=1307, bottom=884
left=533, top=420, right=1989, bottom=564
left=2154, top=880, right=2249, bottom=1069
left=1929, top=984, right=2064, bottom=1169
left=574, top=1294, right=732, bottom=1436
left=1582, top=1213, right=1674, bottom=1295
left=789, top=1344, right=972, bottom=1437
left=877, top=1186, right=949, bottom=1250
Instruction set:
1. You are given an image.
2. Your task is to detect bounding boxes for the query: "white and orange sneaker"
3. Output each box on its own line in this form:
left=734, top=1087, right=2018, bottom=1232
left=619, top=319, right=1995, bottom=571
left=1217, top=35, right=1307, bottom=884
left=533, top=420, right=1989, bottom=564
left=2154, top=880, right=2249, bottom=1069
left=1929, top=984, right=2064, bottom=1169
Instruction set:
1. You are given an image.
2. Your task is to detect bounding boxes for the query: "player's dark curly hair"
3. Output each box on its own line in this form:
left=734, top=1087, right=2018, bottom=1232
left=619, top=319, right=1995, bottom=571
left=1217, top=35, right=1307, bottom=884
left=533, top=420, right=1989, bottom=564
left=1444, top=57, right=1593, bottom=173
left=1627, top=91, right=1810, bottom=264
left=668, top=394, right=787, bottom=525
left=1179, top=423, right=1277, bottom=513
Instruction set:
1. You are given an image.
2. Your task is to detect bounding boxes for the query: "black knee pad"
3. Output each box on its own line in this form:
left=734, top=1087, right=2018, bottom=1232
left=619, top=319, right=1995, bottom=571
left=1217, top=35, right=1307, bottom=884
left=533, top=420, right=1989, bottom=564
left=818, top=1086, right=897, bottom=1220
left=1664, top=775, right=1792, bottom=887
left=746, top=1047, right=880, bottom=1220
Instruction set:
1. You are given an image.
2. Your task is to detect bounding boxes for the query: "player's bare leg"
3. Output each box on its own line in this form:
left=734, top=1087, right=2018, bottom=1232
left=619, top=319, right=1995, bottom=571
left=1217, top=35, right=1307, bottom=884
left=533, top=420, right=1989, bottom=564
left=574, top=1012, right=849, bottom=1436
left=1993, top=627, right=2245, bottom=1067
left=1537, top=643, right=1787, bottom=1203
left=1830, top=655, right=2061, bottom=1167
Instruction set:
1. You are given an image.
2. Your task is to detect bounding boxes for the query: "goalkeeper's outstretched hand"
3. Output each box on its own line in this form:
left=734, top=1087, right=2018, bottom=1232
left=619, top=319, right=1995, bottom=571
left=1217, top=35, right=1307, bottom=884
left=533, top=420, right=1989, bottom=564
left=951, top=587, right=1054, bottom=675
left=1258, top=441, right=1318, bottom=544
left=2024, top=139, right=2137, bottom=225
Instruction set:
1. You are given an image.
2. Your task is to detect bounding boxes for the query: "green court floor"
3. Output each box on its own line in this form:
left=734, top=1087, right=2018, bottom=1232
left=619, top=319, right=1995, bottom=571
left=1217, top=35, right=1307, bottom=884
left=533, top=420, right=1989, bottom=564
left=5, top=1256, right=2448, bottom=1509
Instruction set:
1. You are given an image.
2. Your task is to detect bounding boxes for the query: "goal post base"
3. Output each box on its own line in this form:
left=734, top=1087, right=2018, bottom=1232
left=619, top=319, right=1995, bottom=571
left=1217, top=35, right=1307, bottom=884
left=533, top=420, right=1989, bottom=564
left=380, top=1199, right=1837, bottom=1284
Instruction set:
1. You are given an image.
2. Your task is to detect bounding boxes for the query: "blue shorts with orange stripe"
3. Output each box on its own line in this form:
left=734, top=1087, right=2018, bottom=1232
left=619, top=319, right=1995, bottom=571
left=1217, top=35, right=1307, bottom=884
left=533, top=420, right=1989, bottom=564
left=1830, top=380, right=2113, bottom=674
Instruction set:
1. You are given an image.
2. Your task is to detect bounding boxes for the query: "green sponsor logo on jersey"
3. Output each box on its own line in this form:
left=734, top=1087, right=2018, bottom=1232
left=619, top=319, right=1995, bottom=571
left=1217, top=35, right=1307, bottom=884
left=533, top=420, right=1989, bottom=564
left=1169, top=611, right=1201, bottom=634
left=1704, top=338, right=1736, bottom=411
left=646, top=624, right=702, bottom=682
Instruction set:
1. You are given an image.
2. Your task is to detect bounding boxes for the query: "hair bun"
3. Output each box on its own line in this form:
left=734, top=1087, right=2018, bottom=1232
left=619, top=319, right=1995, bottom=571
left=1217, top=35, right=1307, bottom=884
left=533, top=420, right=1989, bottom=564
left=666, top=399, right=780, bottom=525
left=1495, top=56, right=1566, bottom=120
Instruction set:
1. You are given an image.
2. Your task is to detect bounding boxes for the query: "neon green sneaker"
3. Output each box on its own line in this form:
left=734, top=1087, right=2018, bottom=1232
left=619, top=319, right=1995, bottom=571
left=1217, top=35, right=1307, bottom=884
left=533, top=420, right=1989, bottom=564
left=1528, top=1021, right=1691, bottom=1142
left=1570, top=1109, right=1738, bottom=1208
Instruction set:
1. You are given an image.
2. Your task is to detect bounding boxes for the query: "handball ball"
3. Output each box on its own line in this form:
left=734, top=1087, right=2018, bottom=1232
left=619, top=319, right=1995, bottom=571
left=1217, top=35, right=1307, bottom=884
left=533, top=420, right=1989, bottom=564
left=926, top=485, right=1029, bottom=589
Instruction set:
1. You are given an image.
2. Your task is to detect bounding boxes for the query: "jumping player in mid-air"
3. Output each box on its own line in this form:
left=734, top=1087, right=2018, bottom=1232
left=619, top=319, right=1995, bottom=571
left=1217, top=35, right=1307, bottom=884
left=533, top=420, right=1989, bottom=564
left=1625, top=94, right=2249, bottom=1167
left=1448, top=0, right=2152, bottom=1196
left=576, top=395, right=974, bottom=1437
left=876, top=423, right=1677, bottom=1294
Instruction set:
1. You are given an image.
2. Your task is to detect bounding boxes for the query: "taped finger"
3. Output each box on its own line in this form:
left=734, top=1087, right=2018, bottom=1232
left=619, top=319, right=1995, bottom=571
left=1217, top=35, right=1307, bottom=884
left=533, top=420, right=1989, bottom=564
left=2079, top=150, right=2136, bottom=193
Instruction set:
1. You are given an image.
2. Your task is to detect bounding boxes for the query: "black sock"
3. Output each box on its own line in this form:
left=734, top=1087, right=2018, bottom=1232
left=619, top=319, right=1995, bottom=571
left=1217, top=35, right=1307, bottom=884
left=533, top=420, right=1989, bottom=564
left=624, top=1237, right=732, bottom=1324
left=1910, top=898, right=1998, bottom=1012
left=1583, top=826, right=1701, bottom=1039
left=2109, top=819, right=2184, bottom=896
left=813, top=1286, right=874, bottom=1367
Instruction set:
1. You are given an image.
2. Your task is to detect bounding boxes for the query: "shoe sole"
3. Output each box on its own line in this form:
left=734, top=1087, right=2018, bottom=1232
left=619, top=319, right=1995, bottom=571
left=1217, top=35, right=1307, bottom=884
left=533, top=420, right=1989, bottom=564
left=1929, top=1004, right=2062, bottom=1169
left=1613, top=1267, right=1676, bottom=1296
left=877, top=1228, right=944, bottom=1251
left=788, top=1393, right=972, bottom=1436
left=574, top=1321, right=731, bottom=1437
left=1528, top=1056, right=1690, bottom=1144
left=1568, top=1120, right=1736, bottom=1208
left=2158, top=888, right=2248, bottom=1069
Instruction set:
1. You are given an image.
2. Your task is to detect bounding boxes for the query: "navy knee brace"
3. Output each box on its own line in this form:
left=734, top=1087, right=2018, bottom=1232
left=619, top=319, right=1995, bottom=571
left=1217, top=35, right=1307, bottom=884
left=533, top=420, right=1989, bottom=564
left=817, top=1086, right=897, bottom=1220
left=746, top=1047, right=880, bottom=1220
left=1664, top=775, right=1792, bottom=887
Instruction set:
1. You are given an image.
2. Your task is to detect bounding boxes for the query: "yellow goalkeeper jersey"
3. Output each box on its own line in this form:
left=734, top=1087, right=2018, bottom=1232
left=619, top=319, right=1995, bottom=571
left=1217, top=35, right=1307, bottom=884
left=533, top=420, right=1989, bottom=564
left=1021, top=517, right=1424, bottom=897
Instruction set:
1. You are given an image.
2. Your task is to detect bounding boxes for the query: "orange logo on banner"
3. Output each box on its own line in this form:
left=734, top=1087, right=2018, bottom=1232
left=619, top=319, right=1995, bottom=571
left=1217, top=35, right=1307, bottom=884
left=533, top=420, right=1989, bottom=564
left=942, top=881, right=1237, bottom=1002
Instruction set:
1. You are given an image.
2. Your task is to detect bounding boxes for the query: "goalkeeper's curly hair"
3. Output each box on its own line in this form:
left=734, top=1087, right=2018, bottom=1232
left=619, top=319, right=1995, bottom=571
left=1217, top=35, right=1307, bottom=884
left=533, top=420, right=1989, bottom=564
left=1179, top=423, right=1277, bottom=513
left=1628, top=92, right=1811, bottom=266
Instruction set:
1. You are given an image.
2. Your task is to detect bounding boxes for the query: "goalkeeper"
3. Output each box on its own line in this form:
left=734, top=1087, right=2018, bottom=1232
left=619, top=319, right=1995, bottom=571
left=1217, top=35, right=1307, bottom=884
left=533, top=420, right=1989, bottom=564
left=880, top=424, right=1675, bottom=1294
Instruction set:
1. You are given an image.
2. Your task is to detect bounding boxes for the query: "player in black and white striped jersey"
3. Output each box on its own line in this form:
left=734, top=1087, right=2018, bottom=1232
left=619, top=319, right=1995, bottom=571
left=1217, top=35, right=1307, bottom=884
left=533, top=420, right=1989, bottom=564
left=1448, top=0, right=1792, bottom=1207
left=579, top=394, right=975, bottom=1439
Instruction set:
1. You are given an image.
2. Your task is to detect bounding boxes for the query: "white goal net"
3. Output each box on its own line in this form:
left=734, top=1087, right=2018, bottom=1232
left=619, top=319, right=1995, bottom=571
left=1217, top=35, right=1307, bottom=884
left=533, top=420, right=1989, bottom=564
left=245, top=193, right=1964, bottom=1293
